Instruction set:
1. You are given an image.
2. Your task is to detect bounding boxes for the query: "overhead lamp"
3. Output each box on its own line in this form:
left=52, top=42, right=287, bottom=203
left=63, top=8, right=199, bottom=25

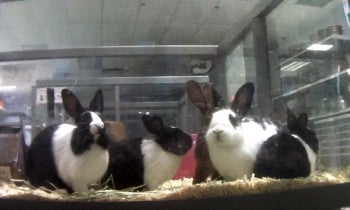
left=0, top=86, right=17, bottom=91
left=307, top=44, right=333, bottom=51
left=281, top=61, right=311, bottom=72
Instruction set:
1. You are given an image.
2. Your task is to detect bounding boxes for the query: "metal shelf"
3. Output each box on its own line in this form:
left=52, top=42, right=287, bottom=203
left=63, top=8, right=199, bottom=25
left=0, top=112, right=27, bottom=130
left=273, top=68, right=349, bottom=100
left=311, top=111, right=350, bottom=123
left=36, top=76, right=210, bottom=87
left=320, top=139, right=350, bottom=145
left=0, top=45, right=218, bottom=62
left=273, top=35, right=350, bottom=100
left=318, top=153, right=350, bottom=157
left=274, top=34, right=350, bottom=69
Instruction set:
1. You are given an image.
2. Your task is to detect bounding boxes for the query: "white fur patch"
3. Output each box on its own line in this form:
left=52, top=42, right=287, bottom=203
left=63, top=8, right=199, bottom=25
left=89, top=112, right=104, bottom=137
left=292, top=134, right=317, bottom=173
left=52, top=124, right=109, bottom=192
left=141, top=139, right=181, bottom=190
left=206, top=109, right=278, bottom=180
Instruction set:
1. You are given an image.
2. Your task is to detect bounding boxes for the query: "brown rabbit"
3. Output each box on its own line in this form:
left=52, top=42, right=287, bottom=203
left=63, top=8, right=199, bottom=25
left=186, top=80, right=222, bottom=184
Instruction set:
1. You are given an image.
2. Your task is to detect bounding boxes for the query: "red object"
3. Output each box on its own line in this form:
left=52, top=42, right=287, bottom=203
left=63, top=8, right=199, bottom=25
left=0, top=100, right=4, bottom=109
left=173, top=133, right=197, bottom=179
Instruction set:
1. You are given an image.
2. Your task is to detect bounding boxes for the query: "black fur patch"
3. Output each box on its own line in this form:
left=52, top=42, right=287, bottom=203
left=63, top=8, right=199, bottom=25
left=97, top=127, right=109, bottom=149
left=229, top=114, right=239, bottom=128
left=253, top=132, right=311, bottom=179
left=294, top=128, right=319, bottom=154
left=71, top=124, right=94, bottom=155
left=102, top=137, right=145, bottom=190
left=155, top=127, right=192, bottom=156
left=25, top=124, right=73, bottom=193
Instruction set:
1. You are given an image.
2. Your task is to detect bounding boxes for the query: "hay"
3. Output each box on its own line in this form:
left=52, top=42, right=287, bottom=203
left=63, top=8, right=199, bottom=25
left=1, top=168, right=350, bottom=202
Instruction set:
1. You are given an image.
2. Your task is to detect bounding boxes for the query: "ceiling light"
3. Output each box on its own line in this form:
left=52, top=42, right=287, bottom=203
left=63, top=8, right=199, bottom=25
left=0, top=86, right=17, bottom=91
left=307, top=44, right=333, bottom=51
left=281, top=61, right=311, bottom=72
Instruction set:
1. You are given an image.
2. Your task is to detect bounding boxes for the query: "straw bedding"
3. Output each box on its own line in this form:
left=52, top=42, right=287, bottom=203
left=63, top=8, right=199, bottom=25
left=1, top=168, right=350, bottom=202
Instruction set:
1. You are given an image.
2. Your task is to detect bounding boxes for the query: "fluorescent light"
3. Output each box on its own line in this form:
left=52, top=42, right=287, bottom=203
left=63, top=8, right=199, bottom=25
left=347, top=69, right=350, bottom=76
left=281, top=61, right=311, bottom=72
left=146, top=112, right=150, bottom=115
left=0, top=86, right=17, bottom=91
left=307, top=44, right=333, bottom=51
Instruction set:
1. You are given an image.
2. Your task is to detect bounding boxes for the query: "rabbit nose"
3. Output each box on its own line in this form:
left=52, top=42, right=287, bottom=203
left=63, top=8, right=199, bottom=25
left=91, top=124, right=104, bottom=135
left=213, top=129, right=223, bottom=135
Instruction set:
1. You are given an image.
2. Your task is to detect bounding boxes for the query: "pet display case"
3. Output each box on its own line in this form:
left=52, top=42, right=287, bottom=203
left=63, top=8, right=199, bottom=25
left=267, top=0, right=350, bottom=171
left=0, top=0, right=350, bottom=209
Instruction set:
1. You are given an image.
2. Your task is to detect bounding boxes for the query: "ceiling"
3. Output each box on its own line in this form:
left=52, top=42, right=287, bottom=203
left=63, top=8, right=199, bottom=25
left=0, top=0, right=264, bottom=86
left=0, top=0, right=266, bottom=122
left=0, top=0, right=259, bottom=50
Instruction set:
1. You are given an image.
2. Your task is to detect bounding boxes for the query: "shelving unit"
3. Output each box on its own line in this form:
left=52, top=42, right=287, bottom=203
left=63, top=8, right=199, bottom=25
left=273, top=34, right=350, bottom=70
left=30, top=76, right=210, bottom=137
left=272, top=34, right=350, bottom=169
left=274, top=68, right=350, bottom=100
left=273, top=34, right=350, bottom=107
left=0, top=112, right=26, bottom=129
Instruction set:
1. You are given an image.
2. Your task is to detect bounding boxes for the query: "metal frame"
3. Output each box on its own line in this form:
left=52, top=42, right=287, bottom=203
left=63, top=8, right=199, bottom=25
left=32, top=75, right=209, bottom=123
left=119, top=101, right=184, bottom=109
left=35, top=76, right=209, bottom=87
left=0, top=45, right=217, bottom=62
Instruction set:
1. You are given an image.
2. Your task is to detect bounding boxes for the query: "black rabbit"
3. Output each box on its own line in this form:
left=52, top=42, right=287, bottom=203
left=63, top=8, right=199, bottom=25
left=253, top=108, right=319, bottom=178
left=103, top=114, right=192, bottom=191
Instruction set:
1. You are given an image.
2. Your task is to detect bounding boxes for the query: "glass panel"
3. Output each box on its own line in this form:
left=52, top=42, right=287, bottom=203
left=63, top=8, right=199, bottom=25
left=0, top=0, right=349, bottom=203
left=267, top=0, right=350, bottom=169
left=225, top=31, right=256, bottom=102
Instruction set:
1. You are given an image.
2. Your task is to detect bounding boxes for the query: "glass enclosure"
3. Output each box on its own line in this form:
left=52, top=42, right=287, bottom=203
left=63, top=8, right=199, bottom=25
left=267, top=0, right=350, bottom=169
left=0, top=0, right=350, bottom=203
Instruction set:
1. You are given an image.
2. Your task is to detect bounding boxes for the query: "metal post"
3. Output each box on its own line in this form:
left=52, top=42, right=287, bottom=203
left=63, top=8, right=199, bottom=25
left=252, top=17, right=273, bottom=116
left=115, top=85, right=120, bottom=121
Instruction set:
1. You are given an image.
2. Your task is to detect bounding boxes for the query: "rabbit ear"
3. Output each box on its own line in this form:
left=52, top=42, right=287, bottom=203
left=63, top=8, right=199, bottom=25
left=286, top=108, right=298, bottom=130
left=142, top=115, right=164, bottom=134
left=89, top=89, right=104, bottom=113
left=287, top=109, right=309, bottom=131
left=231, top=82, right=254, bottom=116
left=202, top=84, right=214, bottom=110
left=211, top=85, right=223, bottom=108
left=297, top=113, right=308, bottom=129
left=61, top=89, right=84, bottom=118
left=186, top=80, right=209, bottom=114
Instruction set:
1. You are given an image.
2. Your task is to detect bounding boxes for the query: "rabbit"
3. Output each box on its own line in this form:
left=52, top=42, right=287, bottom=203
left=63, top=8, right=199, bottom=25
left=103, top=114, right=192, bottom=191
left=25, top=88, right=109, bottom=193
left=253, top=108, right=319, bottom=179
left=185, top=80, right=222, bottom=184
left=205, top=82, right=280, bottom=181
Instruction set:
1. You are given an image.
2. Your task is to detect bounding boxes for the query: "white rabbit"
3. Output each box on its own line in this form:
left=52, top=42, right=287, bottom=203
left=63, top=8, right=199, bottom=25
left=205, top=82, right=279, bottom=180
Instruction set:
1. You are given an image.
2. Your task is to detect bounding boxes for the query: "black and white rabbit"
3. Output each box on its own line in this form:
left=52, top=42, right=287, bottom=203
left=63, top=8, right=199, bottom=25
left=103, top=114, right=192, bottom=191
left=205, top=82, right=280, bottom=180
left=253, top=108, right=319, bottom=178
left=25, top=89, right=109, bottom=193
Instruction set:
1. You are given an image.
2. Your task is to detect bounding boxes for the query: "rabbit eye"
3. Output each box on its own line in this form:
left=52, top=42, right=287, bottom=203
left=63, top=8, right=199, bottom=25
left=80, top=113, right=92, bottom=123
left=229, top=115, right=239, bottom=128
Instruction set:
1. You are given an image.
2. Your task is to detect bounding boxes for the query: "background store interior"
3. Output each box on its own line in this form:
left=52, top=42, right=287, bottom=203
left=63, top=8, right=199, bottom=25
left=0, top=0, right=350, bottom=170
